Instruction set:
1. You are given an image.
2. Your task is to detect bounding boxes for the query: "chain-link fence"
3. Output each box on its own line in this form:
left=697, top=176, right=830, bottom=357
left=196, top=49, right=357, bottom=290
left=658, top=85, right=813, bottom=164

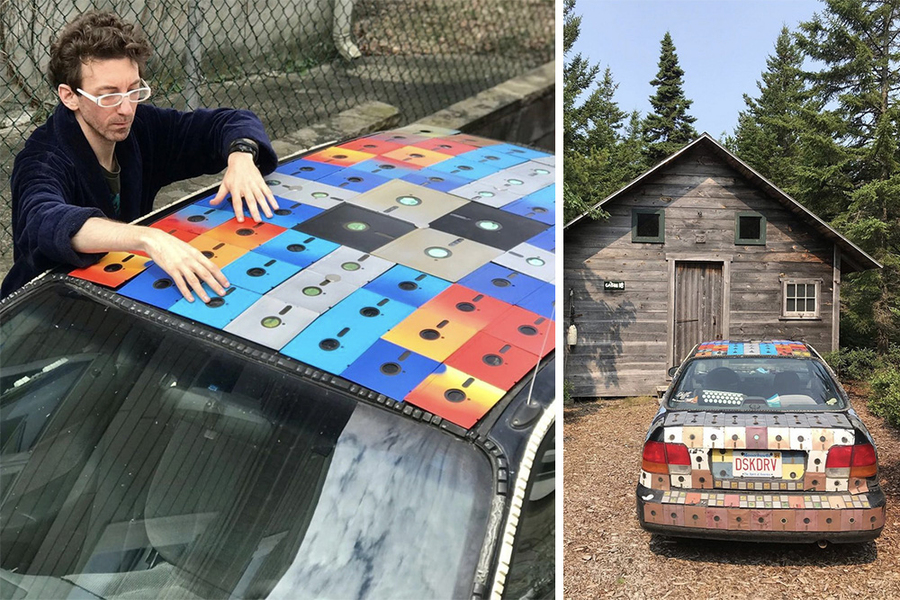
left=0, top=0, right=554, bottom=255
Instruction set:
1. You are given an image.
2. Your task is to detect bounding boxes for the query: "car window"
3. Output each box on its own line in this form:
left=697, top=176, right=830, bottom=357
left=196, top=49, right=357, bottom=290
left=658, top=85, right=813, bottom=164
left=0, top=282, right=493, bottom=599
left=667, top=357, right=846, bottom=411
left=502, top=427, right=554, bottom=599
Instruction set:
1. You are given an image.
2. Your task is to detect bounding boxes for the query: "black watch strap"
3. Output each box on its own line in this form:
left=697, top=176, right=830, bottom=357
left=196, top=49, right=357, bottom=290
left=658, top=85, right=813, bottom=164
left=228, top=137, right=259, bottom=163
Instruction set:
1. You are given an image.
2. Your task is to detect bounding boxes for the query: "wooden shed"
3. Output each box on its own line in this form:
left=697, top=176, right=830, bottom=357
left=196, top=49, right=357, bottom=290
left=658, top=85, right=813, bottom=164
left=564, top=134, right=881, bottom=398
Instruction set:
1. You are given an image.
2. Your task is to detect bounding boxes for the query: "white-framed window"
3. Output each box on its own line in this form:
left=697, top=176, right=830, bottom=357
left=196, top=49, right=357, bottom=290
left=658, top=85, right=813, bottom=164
left=782, top=279, right=820, bottom=319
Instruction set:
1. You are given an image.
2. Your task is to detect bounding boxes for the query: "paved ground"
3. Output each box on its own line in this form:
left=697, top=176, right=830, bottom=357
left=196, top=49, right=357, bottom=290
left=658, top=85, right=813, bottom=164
left=563, top=387, right=900, bottom=599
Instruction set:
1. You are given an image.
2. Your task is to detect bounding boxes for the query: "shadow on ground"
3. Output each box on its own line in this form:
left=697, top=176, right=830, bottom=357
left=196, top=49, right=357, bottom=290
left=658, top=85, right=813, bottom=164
left=650, top=535, right=877, bottom=566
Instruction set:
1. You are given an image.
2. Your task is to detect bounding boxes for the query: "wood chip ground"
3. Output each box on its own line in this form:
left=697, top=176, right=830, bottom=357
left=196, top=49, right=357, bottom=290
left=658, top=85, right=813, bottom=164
left=563, top=387, right=900, bottom=599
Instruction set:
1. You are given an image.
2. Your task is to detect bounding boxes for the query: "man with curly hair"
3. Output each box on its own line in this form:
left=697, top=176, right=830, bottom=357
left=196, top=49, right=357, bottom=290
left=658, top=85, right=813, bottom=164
left=3, top=10, right=279, bottom=303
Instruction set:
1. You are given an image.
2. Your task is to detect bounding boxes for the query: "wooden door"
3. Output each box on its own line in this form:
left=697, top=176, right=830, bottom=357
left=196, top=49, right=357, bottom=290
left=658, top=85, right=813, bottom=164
left=674, top=261, right=723, bottom=364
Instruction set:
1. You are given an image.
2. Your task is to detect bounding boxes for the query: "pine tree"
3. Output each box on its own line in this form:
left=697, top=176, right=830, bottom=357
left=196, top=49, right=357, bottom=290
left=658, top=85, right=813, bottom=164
left=796, top=0, right=900, bottom=350
left=643, top=32, right=698, bottom=165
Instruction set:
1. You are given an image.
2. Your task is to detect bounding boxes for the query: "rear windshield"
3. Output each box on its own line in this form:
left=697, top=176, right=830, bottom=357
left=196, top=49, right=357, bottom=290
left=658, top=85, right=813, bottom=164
left=667, top=356, right=847, bottom=411
left=0, top=283, right=492, bottom=599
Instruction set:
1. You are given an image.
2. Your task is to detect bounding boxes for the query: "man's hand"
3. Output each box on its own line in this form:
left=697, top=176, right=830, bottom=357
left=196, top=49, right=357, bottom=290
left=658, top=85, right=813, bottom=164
left=210, top=152, right=278, bottom=223
left=72, top=218, right=229, bottom=303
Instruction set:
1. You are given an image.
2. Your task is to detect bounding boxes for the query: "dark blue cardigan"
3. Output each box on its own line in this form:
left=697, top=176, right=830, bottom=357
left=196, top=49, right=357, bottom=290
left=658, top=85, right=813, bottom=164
left=2, top=103, right=277, bottom=297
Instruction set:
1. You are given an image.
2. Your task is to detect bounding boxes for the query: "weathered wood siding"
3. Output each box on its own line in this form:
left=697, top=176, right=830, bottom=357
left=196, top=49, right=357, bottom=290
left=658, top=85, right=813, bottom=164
left=564, top=146, right=836, bottom=398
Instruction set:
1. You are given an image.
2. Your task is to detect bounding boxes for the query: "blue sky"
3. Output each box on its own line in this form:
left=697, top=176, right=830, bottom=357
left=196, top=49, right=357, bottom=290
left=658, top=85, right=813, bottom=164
left=569, top=0, right=824, bottom=138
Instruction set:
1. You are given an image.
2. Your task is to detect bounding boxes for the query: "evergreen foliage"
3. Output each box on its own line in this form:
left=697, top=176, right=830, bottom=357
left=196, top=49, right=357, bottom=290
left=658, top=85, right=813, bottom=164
left=642, top=32, right=698, bottom=165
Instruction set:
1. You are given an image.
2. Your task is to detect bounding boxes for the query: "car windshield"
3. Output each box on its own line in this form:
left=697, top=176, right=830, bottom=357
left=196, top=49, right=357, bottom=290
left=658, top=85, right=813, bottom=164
left=667, top=356, right=846, bottom=411
left=0, top=283, right=492, bottom=599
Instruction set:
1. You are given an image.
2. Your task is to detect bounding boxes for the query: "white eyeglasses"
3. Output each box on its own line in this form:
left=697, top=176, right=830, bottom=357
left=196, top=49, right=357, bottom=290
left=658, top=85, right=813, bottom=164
left=76, top=80, right=152, bottom=108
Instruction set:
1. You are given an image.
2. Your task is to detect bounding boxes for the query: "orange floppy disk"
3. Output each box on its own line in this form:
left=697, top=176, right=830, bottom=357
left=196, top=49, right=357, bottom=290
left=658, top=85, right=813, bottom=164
left=69, top=252, right=151, bottom=288
left=203, top=219, right=286, bottom=250
left=382, top=308, right=478, bottom=362
left=305, top=146, right=375, bottom=167
left=405, top=365, right=506, bottom=429
left=188, top=235, right=248, bottom=268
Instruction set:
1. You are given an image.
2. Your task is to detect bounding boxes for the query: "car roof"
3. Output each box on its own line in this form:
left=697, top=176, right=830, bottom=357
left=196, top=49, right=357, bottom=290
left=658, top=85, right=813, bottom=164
left=63, top=125, right=556, bottom=433
left=692, top=340, right=813, bottom=358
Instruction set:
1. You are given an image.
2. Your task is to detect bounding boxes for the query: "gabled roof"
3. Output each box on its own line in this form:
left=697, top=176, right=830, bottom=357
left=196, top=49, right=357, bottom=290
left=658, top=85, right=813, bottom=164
left=565, top=133, right=881, bottom=273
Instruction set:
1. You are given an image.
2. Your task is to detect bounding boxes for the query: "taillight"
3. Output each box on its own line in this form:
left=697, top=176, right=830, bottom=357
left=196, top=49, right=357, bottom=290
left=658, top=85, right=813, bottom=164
left=642, top=440, right=690, bottom=474
left=825, top=443, right=877, bottom=479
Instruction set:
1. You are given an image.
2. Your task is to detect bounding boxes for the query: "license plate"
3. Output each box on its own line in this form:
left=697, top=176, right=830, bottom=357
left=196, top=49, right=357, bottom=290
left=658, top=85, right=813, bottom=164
left=732, top=451, right=782, bottom=478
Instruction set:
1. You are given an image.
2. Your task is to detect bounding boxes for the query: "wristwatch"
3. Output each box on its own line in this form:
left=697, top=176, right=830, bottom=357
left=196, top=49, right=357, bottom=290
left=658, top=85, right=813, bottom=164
left=228, top=137, right=259, bottom=164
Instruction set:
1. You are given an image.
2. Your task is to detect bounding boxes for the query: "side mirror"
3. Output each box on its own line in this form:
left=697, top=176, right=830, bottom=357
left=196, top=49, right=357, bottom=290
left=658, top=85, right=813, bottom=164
left=667, top=366, right=678, bottom=377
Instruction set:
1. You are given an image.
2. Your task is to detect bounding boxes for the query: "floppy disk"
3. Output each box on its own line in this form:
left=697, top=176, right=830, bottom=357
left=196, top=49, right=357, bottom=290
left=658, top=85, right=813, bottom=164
left=262, top=174, right=355, bottom=209
left=502, top=160, right=556, bottom=186
left=483, top=305, right=555, bottom=357
left=296, top=203, right=416, bottom=253
left=467, top=168, right=550, bottom=198
left=445, top=179, right=525, bottom=208
left=458, top=262, right=545, bottom=305
left=515, top=281, right=555, bottom=320
left=390, top=124, right=459, bottom=138
left=382, top=308, right=478, bottom=362
left=420, top=284, right=513, bottom=331
left=203, top=218, right=286, bottom=250
left=362, top=264, right=451, bottom=307
left=304, top=146, right=375, bottom=166
left=337, top=137, right=406, bottom=156
left=347, top=179, right=466, bottom=227
left=528, top=225, right=555, bottom=253
left=373, top=229, right=502, bottom=282
left=494, top=242, right=555, bottom=283
left=367, top=131, right=429, bottom=145
left=428, top=157, right=502, bottom=181
left=254, top=229, right=339, bottom=268
left=268, top=269, right=358, bottom=313
left=69, top=252, right=150, bottom=287
left=462, top=145, right=529, bottom=169
left=411, top=137, right=478, bottom=156
left=400, top=168, right=470, bottom=193
left=429, top=202, right=548, bottom=250
left=281, top=316, right=378, bottom=374
left=319, top=168, right=391, bottom=193
left=274, top=157, right=341, bottom=180
left=220, top=251, right=302, bottom=294
left=531, top=154, right=555, bottom=167
left=351, top=157, right=417, bottom=180
left=150, top=204, right=234, bottom=235
left=502, top=193, right=554, bottom=225
left=223, top=295, right=319, bottom=351
left=405, top=365, right=506, bottom=429
left=188, top=235, right=248, bottom=268
left=265, top=200, right=322, bottom=229
left=147, top=223, right=198, bottom=243
left=382, top=146, right=451, bottom=169
left=445, top=331, right=539, bottom=390
left=325, top=288, right=416, bottom=337
left=523, top=184, right=554, bottom=205
left=169, top=285, right=261, bottom=330
left=446, top=133, right=501, bottom=148
left=342, top=339, right=441, bottom=401
left=308, top=246, right=394, bottom=287
left=490, top=143, right=551, bottom=162
left=117, top=263, right=184, bottom=309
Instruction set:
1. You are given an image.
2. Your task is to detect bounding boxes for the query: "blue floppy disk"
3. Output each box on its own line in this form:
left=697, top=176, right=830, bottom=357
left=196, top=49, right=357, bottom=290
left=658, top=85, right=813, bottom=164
left=362, top=264, right=450, bottom=307
left=268, top=268, right=358, bottom=313
left=319, top=168, right=391, bottom=193
left=118, top=263, right=185, bottom=310
left=275, top=157, right=342, bottom=180
left=427, top=157, right=502, bottom=181
left=341, top=339, right=441, bottom=401
left=494, top=242, right=555, bottom=283
left=325, top=288, right=416, bottom=336
left=527, top=225, right=555, bottom=253
left=220, top=251, right=302, bottom=294
left=266, top=199, right=323, bottom=229
left=400, top=168, right=469, bottom=193
left=502, top=192, right=554, bottom=225
left=458, top=262, right=546, bottom=306
left=254, top=229, right=340, bottom=268
left=281, top=312, right=383, bottom=374
left=351, top=158, right=417, bottom=180
left=170, top=285, right=261, bottom=330
left=308, top=246, right=394, bottom=287
left=223, top=295, right=319, bottom=351
left=460, top=145, right=529, bottom=169
left=524, top=185, right=554, bottom=205
left=515, top=280, right=555, bottom=320
left=490, top=143, right=550, bottom=162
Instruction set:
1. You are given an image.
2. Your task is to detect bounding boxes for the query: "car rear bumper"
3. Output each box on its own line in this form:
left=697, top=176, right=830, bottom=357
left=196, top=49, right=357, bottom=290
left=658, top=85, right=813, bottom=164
left=636, top=483, right=885, bottom=543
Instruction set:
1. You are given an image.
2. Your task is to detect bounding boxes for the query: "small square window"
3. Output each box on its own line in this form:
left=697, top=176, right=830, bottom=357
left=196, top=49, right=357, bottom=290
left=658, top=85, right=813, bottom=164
left=632, top=209, right=664, bottom=243
left=735, top=212, right=766, bottom=245
left=783, top=279, right=819, bottom=319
